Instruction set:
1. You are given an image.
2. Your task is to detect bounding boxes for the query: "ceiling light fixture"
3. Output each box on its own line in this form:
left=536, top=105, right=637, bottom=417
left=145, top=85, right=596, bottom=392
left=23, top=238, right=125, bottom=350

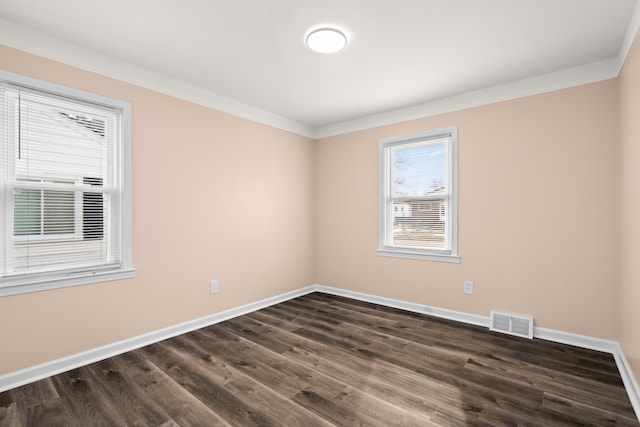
left=306, top=28, right=347, bottom=54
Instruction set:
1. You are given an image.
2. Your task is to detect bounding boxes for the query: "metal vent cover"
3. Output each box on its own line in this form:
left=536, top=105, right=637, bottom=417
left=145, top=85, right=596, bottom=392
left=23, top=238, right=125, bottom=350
left=490, top=311, right=534, bottom=339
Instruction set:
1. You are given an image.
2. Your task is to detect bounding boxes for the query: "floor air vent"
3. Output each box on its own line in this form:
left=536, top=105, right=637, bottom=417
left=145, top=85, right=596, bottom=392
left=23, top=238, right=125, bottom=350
left=489, top=311, right=534, bottom=339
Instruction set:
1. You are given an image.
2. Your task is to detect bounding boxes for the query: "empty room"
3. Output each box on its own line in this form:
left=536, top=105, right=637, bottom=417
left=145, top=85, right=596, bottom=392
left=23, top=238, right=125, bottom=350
left=1, top=0, right=640, bottom=425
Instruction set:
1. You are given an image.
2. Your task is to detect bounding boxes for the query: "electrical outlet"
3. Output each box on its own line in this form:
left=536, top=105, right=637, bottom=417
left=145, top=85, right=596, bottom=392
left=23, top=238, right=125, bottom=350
left=464, top=280, right=474, bottom=295
left=210, top=280, right=219, bottom=294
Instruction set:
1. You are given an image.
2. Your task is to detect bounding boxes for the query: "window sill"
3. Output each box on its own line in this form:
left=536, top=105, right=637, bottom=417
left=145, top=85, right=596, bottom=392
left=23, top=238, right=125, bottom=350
left=0, top=268, right=136, bottom=297
left=377, top=248, right=461, bottom=263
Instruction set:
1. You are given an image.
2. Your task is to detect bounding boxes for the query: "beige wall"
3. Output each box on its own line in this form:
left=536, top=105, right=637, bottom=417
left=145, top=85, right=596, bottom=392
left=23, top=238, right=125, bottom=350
left=0, top=45, right=316, bottom=375
left=619, top=33, right=640, bottom=383
left=316, top=81, right=619, bottom=339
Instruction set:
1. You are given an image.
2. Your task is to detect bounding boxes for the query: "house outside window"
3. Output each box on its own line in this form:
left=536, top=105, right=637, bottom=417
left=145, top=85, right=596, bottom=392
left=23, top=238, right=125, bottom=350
left=417, top=202, right=433, bottom=212
left=378, top=127, right=459, bottom=262
left=0, top=71, right=134, bottom=296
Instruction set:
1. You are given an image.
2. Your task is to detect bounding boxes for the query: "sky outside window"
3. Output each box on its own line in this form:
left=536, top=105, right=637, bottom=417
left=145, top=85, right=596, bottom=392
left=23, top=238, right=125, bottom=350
left=392, top=141, right=447, bottom=197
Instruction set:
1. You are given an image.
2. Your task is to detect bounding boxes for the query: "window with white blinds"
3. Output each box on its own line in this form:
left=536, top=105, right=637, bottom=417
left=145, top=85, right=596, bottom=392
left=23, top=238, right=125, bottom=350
left=0, top=71, right=134, bottom=296
left=378, top=127, right=459, bottom=262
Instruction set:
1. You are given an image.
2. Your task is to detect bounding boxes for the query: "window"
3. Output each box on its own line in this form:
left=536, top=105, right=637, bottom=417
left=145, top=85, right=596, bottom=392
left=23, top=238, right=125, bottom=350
left=378, top=127, right=459, bottom=262
left=0, top=71, right=134, bottom=296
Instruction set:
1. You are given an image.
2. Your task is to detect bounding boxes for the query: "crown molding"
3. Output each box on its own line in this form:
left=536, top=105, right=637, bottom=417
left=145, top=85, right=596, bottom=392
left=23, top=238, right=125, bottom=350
left=313, top=58, right=619, bottom=138
left=0, top=18, right=315, bottom=138
left=617, top=0, right=640, bottom=71
left=1, top=15, right=636, bottom=141
left=315, top=2, right=640, bottom=139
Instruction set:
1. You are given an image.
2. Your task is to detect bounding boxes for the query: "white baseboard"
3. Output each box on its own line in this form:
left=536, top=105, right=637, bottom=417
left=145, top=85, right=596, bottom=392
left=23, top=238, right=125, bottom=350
left=613, top=344, right=640, bottom=420
left=0, top=285, right=317, bottom=393
left=1, top=283, right=638, bottom=422
left=313, top=284, right=490, bottom=327
left=533, top=325, right=619, bottom=353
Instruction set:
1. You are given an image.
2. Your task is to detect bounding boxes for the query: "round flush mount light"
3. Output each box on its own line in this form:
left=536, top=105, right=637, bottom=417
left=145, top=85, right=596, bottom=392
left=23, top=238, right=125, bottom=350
left=306, top=28, right=347, bottom=54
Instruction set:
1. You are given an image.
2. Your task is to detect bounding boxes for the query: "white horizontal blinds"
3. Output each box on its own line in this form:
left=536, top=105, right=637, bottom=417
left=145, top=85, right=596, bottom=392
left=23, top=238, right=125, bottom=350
left=1, top=84, right=121, bottom=278
left=14, top=178, right=76, bottom=236
left=389, top=137, right=450, bottom=252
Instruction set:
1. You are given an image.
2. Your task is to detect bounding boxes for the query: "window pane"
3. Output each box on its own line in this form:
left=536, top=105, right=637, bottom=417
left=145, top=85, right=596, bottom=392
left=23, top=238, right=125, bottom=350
left=83, top=177, right=104, bottom=240
left=392, top=143, right=447, bottom=197
left=14, top=188, right=42, bottom=236
left=389, top=139, right=448, bottom=250
left=392, top=199, right=446, bottom=249
left=43, top=190, right=75, bottom=235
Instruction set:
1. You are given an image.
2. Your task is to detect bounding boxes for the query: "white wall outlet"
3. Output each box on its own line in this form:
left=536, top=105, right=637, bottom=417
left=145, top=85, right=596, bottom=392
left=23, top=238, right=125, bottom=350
left=210, top=279, right=219, bottom=294
left=464, top=280, right=474, bottom=295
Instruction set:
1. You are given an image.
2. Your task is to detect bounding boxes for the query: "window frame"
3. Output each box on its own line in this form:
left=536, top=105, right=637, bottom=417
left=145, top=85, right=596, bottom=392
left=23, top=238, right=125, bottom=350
left=0, top=70, right=135, bottom=296
left=377, top=126, right=460, bottom=263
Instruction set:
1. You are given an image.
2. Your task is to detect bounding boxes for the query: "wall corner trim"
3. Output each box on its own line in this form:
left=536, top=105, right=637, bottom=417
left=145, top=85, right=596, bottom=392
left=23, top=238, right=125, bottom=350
left=1, top=283, right=638, bottom=421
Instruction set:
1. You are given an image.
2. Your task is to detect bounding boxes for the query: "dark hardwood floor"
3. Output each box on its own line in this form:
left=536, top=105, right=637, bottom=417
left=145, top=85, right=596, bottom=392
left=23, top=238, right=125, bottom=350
left=1, top=292, right=638, bottom=426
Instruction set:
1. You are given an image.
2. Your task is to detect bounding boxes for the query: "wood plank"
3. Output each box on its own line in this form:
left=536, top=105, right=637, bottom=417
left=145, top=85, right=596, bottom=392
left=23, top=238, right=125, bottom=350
left=0, top=391, right=21, bottom=427
left=80, top=357, right=175, bottom=426
left=543, top=392, right=640, bottom=426
left=49, top=367, right=131, bottom=426
left=7, top=378, right=58, bottom=409
left=214, top=319, right=445, bottom=417
left=463, top=355, right=632, bottom=411
left=292, top=320, right=545, bottom=409
left=12, top=398, right=82, bottom=427
left=244, top=311, right=466, bottom=414
left=222, top=375, right=334, bottom=427
left=198, top=324, right=437, bottom=425
left=111, top=350, right=232, bottom=426
left=291, top=384, right=438, bottom=427
left=299, top=293, right=626, bottom=385
left=193, top=327, right=349, bottom=398
left=140, top=341, right=279, bottom=426
left=169, top=330, right=337, bottom=426
left=250, top=306, right=544, bottom=417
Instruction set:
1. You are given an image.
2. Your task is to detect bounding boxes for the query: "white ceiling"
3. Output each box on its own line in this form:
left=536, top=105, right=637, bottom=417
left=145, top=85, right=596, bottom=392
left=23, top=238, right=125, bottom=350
left=0, top=0, right=638, bottom=138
